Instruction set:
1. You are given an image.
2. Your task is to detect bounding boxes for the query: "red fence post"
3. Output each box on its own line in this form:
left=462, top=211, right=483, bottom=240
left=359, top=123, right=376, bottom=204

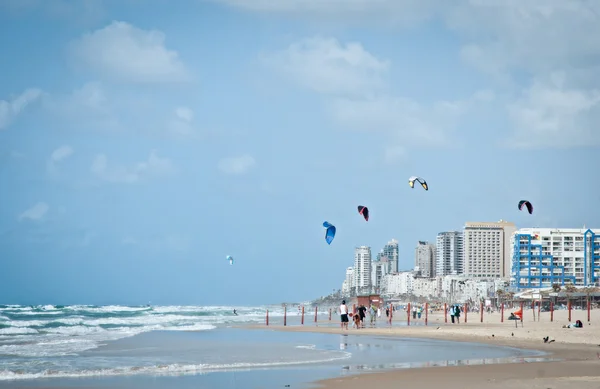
left=444, top=303, right=447, bottom=323
left=480, top=302, right=484, bottom=323
left=464, top=303, right=468, bottom=323
left=407, top=302, right=411, bottom=326
left=314, top=306, right=318, bottom=323
left=425, top=302, right=428, bottom=326
left=389, top=303, right=393, bottom=325
left=501, top=303, right=504, bottom=323
left=329, top=308, right=332, bottom=321
left=284, top=306, right=287, bottom=326
left=588, top=295, right=591, bottom=323
left=301, top=305, right=305, bottom=325
left=568, top=299, right=572, bottom=322
left=266, top=309, right=269, bottom=326
left=550, top=300, right=554, bottom=322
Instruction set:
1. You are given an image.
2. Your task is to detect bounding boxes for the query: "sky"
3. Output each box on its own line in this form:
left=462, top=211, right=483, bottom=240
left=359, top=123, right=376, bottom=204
left=1, top=0, right=599, bottom=306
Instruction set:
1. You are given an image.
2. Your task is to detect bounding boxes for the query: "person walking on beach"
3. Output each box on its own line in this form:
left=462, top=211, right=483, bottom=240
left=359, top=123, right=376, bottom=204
left=339, top=300, right=349, bottom=330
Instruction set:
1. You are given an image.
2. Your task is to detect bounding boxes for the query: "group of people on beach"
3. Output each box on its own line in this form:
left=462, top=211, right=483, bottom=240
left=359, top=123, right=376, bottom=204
left=339, top=300, right=392, bottom=329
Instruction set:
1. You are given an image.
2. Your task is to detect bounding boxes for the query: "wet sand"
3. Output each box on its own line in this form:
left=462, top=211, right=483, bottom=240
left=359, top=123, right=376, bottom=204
left=263, top=308, right=600, bottom=389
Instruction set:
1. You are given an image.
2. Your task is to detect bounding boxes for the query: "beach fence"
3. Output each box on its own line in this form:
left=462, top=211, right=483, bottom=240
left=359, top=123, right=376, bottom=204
left=265, top=293, right=598, bottom=327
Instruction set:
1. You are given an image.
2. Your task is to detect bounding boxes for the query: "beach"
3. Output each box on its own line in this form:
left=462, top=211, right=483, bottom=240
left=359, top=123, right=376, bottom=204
left=266, top=307, right=600, bottom=389
left=2, top=304, right=600, bottom=388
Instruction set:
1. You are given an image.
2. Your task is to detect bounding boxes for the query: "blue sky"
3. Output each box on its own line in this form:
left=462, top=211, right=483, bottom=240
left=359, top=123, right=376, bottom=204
left=1, top=0, right=599, bottom=306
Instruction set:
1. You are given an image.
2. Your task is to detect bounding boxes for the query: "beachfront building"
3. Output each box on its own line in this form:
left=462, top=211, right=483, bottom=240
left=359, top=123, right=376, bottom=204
left=381, top=239, right=399, bottom=274
left=412, top=277, right=438, bottom=298
left=370, top=259, right=389, bottom=293
left=353, top=246, right=372, bottom=294
left=341, top=267, right=354, bottom=294
left=510, top=228, right=600, bottom=290
left=436, top=231, right=464, bottom=276
left=463, top=220, right=517, bottom=279
left=381, top=271, right=414, bottom=296
left=414, top=241, right=436, bottom=278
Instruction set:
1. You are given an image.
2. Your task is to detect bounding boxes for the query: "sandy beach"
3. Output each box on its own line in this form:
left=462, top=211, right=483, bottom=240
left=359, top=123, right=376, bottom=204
left=261, top=308, right=600, bottom=389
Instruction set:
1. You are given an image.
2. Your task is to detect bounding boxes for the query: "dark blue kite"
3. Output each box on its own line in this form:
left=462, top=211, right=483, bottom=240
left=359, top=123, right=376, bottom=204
left=323, top=221, right=336, bottom=245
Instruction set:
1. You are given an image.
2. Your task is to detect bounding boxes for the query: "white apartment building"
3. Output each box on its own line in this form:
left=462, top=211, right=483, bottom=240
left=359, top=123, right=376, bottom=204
left=511, top=228, right=600, bottom=289
left=342, top=267, right=354, bottom=294
left=371, top=260, right=388, bottom=293
left=463, top=220, right=517, bottom=279
left=382, top=239, right=399, bottom=273
left=382, top=272, right=414, bottom=296
left=415, top=241, right=436, bottom=278
left=412, top=277, right=438, bottom=298
left=436, top=231, right=464, bottom=276
left=353, top=246, right=372, bottom=293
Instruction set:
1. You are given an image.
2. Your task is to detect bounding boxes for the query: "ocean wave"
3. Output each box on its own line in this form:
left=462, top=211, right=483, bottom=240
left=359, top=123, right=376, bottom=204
left=0, top=351, right=352, bottom=380
left=0, top=304, right=302, bottom=357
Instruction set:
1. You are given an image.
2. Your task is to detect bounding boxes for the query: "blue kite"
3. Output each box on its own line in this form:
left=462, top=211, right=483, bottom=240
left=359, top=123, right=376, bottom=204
left=323, top=221, right=336, bottom=245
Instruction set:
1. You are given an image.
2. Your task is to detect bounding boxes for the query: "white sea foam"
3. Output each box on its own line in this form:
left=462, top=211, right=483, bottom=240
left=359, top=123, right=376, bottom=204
left=0, top=304, right=295, bottom=358
left=0, top=351, right=352, bottom=381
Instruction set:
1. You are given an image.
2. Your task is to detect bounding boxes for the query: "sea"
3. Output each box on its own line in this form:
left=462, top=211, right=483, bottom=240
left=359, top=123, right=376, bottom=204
left=0, top=304, right=549, bottom=389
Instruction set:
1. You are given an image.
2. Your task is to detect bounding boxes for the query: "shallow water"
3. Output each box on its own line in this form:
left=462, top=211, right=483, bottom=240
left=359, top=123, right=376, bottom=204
left=0, top=327, right=551, bottom=389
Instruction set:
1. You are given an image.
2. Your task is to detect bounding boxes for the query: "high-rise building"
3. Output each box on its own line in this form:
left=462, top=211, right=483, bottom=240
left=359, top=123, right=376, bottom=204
left=463, top=220, right=517, bottom=279
left=371, top=260, right=388, bottom=293
left=382, top=239, right=399, bottom=273
left=511, top=228, right=600, bottom=289
left=353, top=246, right=372, bottom=293
left=342, top=267, right=354, bottom=294
left=436, top=231, right=464, bottom=276
left=414, top=241, right=436, bottom=278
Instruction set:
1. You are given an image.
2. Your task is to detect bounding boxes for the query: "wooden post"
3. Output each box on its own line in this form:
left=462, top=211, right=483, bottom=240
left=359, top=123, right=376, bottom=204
left=480, top=302, right=484, bottom=323
left=568, top=299, right=572, bottom=322
left=532, top=301, right=536, bottom=322
left=284, top=306, right=287, bottom=326
left=329, top=308, right=332, bottom=321
left=501, top=303, right=504, bottom=322
left=301, top=305, right=305, bottom=325
left=353, top=304, right=356, bottom=315
left=537, top=299, right=541, bottom=322
left=550, top=300, right=554, bottom=322
left=266, top=309, right=269, bottom=326
left=588, top=295, right=591, bottom=323
left=425, top=302, right=429, bottom=326
left=314, top=306, right=318, bottom=323
left=389, top=303, right=393, bottom=325
left=407, top=302, right=411, bottom=326
left=444, top=303, right=447, bottom=323
left=464, top=303, right=468, bottom=323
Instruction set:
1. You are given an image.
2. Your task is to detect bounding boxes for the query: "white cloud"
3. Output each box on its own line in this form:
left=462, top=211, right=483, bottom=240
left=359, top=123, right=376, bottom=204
left=265, top=36, right=486, bottom=154
left=507, top=76, right=600, bottom=149
left=167, top=106, right=195, bottom=136
left=47, top=145, right=74, bottom=176
left=218, top=155, right=256, bottom=175
left=91, top=151, right=175, bottom=184
left=69, top=21, right=190, bottom=83
left=444, top=1, right=600, bottom=148
left=18, top=202, right=49, bottom=221
left=250, top=1, right=600, bottom=150
left=262, top=36, right=390, bottom=97
left=0, top=88, right=43, bottom=130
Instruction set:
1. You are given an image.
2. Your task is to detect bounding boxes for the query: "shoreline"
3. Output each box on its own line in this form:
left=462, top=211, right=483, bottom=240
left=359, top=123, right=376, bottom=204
left=249, top=310, right=600, bottom=389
